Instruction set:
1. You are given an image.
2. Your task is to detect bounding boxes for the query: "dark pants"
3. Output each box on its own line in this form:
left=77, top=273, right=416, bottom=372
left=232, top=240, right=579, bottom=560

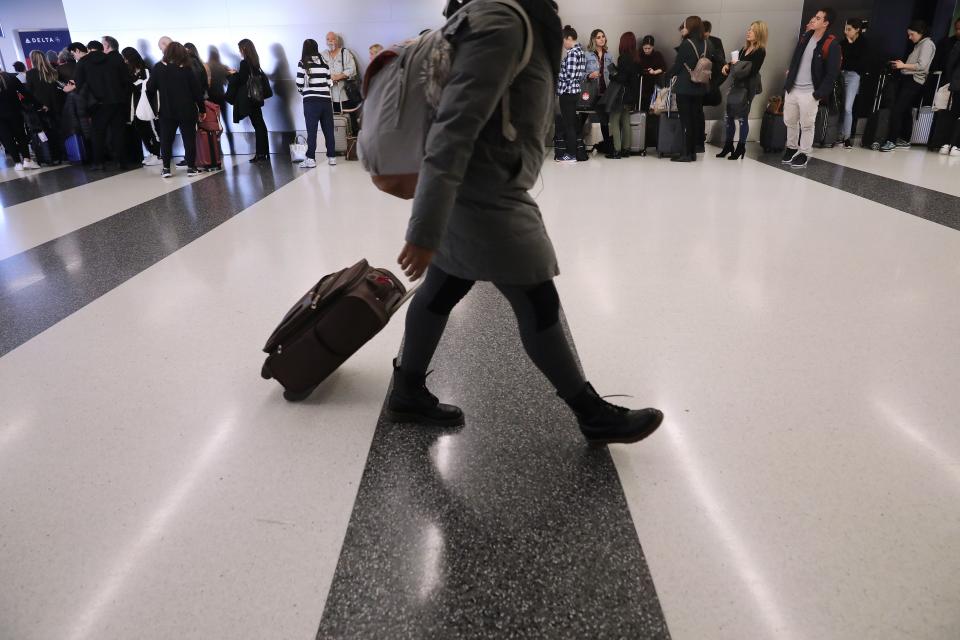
left=725, top=116, right=749, bottom=144
left=304, top=98, right=336, bottom=159
left=247, top=106, right=269, bottom=156
left=0, top=114, right=31, bottom=163
left=950, top=91, right=960, bottom=146
left=399, top=265, right=586, bottom=399
left=90, top=103, right=126, bottom=165
left=159, top=116, right=197, bottom=169
left=887, top=77, right=924, bottom=143
left=677, top=94, right=705, bottom=157
left=558, top=93, right=579, bottom=157
left=133, top=118, right=161, bottom=157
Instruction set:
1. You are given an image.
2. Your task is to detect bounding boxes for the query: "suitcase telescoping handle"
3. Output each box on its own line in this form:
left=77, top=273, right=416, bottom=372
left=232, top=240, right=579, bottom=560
left=389, top=281, right=422, bottom=317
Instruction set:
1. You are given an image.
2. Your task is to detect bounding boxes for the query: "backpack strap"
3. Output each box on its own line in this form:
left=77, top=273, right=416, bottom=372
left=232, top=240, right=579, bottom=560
left=821, top=34, right=835, bottom=60
left=490, top=0, right=534, bottom=141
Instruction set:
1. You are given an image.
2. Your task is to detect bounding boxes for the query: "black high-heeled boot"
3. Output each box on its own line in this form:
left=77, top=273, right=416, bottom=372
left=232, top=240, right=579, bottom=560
left=715, top=141, right=734, bottom=158
left=728, top=142, right=746, bottom=160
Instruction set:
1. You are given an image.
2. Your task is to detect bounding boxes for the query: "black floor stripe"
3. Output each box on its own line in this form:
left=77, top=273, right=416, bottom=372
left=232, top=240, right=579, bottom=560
left=316, top=284, right=670, bottom=639
left=0, top=164, right=130, bottom=208
left=748, top=146, right=960, bottom=232
left=0, top=159, right=299, bottom=357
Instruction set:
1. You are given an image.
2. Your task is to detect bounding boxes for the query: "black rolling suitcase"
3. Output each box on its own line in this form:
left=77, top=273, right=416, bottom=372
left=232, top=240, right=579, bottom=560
left=261, top=259, right=412, bottom=401
left=861, top=73, right=892, bottom=149
left=812, top=104, right=840, bottom=148
left=656, top=113, right=684, bottom=158
left=760, top=112, right=787, bottom=152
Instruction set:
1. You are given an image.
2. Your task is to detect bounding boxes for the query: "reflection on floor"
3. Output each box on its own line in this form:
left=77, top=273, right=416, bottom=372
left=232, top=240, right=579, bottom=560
left=1, top=146, right=958, bottom=640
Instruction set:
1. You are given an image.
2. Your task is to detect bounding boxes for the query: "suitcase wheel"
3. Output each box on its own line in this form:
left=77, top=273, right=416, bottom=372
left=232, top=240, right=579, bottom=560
left=639, top=150, right=647, bottom=157
left=283, top=386, right=317, bottom=402
left=261, top=362, right=272, bottom=380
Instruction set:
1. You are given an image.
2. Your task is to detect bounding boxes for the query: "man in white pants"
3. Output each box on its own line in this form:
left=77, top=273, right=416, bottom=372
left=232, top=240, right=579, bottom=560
left=781, top=8, right=842, bottom=168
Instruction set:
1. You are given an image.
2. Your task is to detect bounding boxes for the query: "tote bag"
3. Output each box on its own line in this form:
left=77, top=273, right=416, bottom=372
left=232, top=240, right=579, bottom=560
left=290, top=134, right=308, bottom=162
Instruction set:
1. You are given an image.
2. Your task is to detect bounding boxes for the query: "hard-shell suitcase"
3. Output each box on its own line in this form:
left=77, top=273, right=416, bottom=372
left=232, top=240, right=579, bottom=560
left=760, top=112, right=787, bottom=152
left=910, top=71, right=943, bottom=145
left=812, top=105, right=840, bottom=148
left=261, top=259, right=410, bottom=401
left=656, top=114, right=683, bottom=158
left=333, top=114, right=349, bottom=154
left=64, top=133, right=87, bottom=163
left=629, top=111, right=647, bottom=154
left=196, top=129, right=223, bottom=170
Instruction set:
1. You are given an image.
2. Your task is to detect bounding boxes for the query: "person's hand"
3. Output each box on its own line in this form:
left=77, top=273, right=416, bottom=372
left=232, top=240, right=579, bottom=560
left=722, top=64, right=730, bottom=76
left=199, top=112, right=207, bottom=122
left=589, top=71, right=600, bottom=79
left=41, top=106, right=49, bottom=112
left=653, top=69, right=663, bottom=75
left=398, top=242, right=434, bottom=281
left=892, top=60, right=906, bottom=70
left=63, top=81, right=75, bottom=93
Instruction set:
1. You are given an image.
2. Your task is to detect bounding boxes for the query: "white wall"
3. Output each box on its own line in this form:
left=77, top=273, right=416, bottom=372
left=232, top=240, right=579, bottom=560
left=61, top=0, right=804, bottom=139
left=0, top=0, right=70, bottom=72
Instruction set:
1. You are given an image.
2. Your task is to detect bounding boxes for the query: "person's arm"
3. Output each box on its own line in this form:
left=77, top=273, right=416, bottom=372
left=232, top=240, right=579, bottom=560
left=237, top=60, right=250, bottom=85
left=403, top=5, right=525, bottom=266
left=296, top=61, right=305, bottom=93
left=814, top=38, right=843, bottom=99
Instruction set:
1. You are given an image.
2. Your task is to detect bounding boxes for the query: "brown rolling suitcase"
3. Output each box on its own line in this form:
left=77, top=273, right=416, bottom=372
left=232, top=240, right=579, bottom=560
left=261, top=259, right=410, bottom=401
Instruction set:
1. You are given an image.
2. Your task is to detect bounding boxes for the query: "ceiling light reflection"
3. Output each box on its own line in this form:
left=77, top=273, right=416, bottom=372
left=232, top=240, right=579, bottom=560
left=873, top=400, right=960, bottom=486
left=418, top=523, right=444, bottom=601
left=67, top=416, right=236, bottom=640
left=664, top=422, right=793, bottom=639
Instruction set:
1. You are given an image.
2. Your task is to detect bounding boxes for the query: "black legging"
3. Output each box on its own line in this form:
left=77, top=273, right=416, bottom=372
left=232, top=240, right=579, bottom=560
left=558, top=93, right=579, bottom=157
left=887, top=76, right=924, bottom=144
left=677, top=94, right=705, bottom=156
left=247, top=105, right=269, bottom=156
left=133, top=118, right=161, bottom=157
left=399, top=265, right=586, bottom=399
left=0, top=113, right=31, bottom=163
left=90, top=103, right=125, bottom=165
left=159, top=116, right=197, bottom=169
left=950, top=90, right=960, bottom=147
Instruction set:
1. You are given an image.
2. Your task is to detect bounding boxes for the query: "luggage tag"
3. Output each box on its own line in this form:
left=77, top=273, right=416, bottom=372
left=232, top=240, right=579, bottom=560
left=38, top=132, right=49, bottom=143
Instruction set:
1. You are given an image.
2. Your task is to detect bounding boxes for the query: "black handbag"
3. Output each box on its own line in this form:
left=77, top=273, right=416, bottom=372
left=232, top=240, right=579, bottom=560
left=577, top=77, right=599, bottom=110
left=341, top=50, right=362, bottom=103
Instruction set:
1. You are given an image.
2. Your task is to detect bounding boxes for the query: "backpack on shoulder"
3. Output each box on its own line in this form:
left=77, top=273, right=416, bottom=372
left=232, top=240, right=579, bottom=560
left=685, top=40, right=713, bottom=85
left=357, top=0, right=534, bottom=200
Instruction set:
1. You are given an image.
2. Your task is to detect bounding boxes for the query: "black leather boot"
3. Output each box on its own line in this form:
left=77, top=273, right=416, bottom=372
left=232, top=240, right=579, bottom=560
left=728, top=142, right=746, bottom=160
left=715, top=141, right=734, bottom=158
left=386, top=359, right=464, bottom=426
left=562, top=383, right=664, bottom=445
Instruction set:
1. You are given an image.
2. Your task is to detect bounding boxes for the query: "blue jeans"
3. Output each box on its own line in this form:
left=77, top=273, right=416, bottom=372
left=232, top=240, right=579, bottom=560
left=842, top=71, right=861, bottom=139
left=304, top=98, right=336, bottom=160
left=725, top=116, right=749, bottom=144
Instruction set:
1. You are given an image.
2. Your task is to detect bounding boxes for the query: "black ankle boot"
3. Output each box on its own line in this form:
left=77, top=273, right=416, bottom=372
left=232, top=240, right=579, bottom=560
left=562, top=383, right=664, bottom=445
left=387, top=359, right=464, bottom=426
left=716, top=142, right=734, bottom=158
left=728, top=142, right=746, bottom=160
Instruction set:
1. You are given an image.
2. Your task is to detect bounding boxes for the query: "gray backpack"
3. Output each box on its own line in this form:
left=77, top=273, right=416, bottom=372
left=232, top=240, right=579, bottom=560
left=358, top=0, right=534, bottom=200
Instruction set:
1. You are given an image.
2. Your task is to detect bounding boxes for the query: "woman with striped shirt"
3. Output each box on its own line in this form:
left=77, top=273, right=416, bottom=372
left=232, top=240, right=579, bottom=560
left=296, top=38, right=337, bottom=167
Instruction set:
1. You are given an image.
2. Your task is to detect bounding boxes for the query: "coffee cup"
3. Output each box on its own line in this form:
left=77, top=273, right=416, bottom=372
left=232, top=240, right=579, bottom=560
left=731, top=50, right=740, bottom=63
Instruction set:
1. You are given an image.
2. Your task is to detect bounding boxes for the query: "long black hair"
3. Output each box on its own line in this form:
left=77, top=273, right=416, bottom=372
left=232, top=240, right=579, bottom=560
left=238, top=39, right=261, bottom=73
left=121, top=47, right=145, bottom=74
left=301, top=39, right=320, bottom=67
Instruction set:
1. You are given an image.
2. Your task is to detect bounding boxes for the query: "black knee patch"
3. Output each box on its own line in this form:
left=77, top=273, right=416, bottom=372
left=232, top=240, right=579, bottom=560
left=426, top=275, right=475, bottom=315
left=526, top=281, right=561, bottom=332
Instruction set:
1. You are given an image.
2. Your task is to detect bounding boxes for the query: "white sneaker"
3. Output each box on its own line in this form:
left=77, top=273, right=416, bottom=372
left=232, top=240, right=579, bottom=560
left=951, top=147, right=960, bottom=157
left=299, top=158, right=317, bottom=169
left=142, top=154, right=163, bottom=166
left=14, top=162, right=24, bottom=171
left=21, top=158, right=40, bottom=170
left=939, top=145, right=951, bottom=155
left=328, top=157, right=337, bottom=166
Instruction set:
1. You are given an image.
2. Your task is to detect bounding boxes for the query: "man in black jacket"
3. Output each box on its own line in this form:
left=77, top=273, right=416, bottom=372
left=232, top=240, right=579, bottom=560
left=782, top=7, right=842, bottom=168
left=75, top=38, right=131, bottom=169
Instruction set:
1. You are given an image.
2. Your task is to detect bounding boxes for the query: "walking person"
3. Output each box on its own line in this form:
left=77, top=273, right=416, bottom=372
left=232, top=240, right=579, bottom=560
left=122, top=47, right=162, bottom=166
left=781, top=7, right=842, bottom=168
left=585, top=28, right=616, bottom=153
left=0, top=71, right=40, bottom=170
left=555, top=25, right=586, bottom=164
left=879, top=21, right=936, bottom=152
left=839, top=18, right=868, bottom=148
left=26, top=49, right=67, bottom=165
left=607, top=32, right=641, bottom=159
left=669, top=15, right=709, bottom=163
left=228, top=38, right=271, bottom=162
left=716, top=20, right=768, bottom=160
left=388, top=0, right=664, bottom=445
left=74, top=38, right=132, bottom=169
left=295, top=38, right=337, bottom=168
left=147, top=42, right=206, bottom=178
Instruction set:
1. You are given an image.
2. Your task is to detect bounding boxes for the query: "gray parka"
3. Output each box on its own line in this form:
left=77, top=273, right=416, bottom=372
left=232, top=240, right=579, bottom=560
left=405, top=0, right=559, bottom=285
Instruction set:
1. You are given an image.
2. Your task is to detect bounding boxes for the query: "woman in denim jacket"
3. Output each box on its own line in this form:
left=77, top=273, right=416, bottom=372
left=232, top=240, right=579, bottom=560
left=585, top=29, right=617, bottom=152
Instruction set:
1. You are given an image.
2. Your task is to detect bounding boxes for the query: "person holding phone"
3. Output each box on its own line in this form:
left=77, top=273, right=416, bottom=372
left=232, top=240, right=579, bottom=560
left=879, top=20, right=936, bottom=152
left=637, top=35, right=666, bottom=112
